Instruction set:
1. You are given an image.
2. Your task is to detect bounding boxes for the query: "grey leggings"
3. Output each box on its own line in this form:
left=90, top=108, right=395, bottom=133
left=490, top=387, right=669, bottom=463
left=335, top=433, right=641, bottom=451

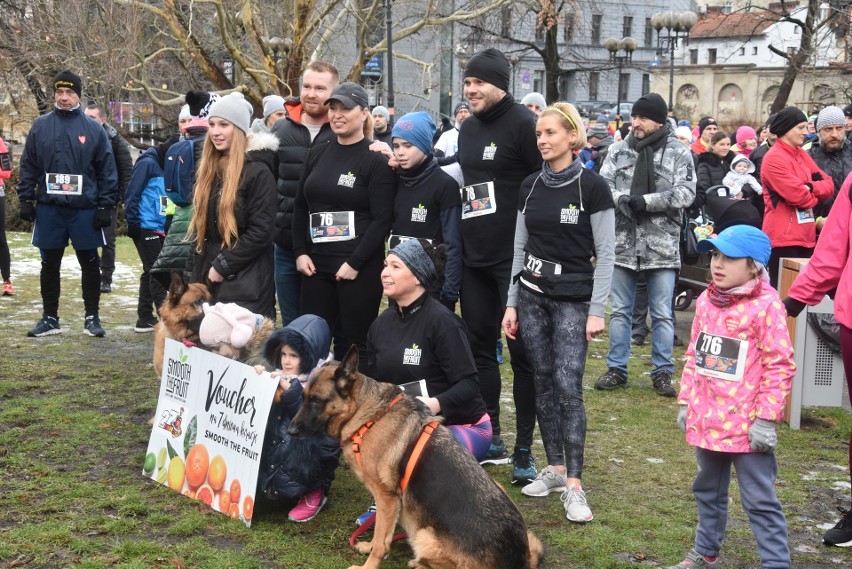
left=518, top=287, right=589, bottom=479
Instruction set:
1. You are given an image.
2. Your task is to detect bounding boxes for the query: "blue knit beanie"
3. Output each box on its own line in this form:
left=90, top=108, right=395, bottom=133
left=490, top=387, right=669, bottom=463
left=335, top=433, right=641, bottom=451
left=392, top=111, right=436, bottom=156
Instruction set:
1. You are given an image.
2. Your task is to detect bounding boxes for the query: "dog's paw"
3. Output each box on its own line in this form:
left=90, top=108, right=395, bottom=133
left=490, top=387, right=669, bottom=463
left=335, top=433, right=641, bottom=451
left=353, top=541, right=373, bottom=555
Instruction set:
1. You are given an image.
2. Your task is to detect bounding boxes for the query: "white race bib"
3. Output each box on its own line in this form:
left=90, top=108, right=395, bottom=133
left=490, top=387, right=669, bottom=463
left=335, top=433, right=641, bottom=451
left=46, top=173, right=83, bottom=196
left=461, top=181, right=496, bottom=219
left=310, top=211, right=356, bottom=243
left=695, top=331, right=748, bottom=382
left=796, top=208, right=815, bottom=224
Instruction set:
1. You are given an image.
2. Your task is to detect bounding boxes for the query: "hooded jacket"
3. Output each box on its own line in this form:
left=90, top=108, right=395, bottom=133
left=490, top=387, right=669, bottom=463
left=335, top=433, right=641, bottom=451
left=760, top=138, right=834, bottom=249
left=256, top=314, right=340, bottom=502
left=270, top=101, right=335, bottom=251
left=600, top=127, right=696, bottom=271
left=187, top=131, right=279, bottom=317
left=123, top=146, right=167, bottom=232
left=103, top=123, right=133, bottom=201
left=678, top=284, right=794, bottom=453
left=18, top=105, right=118, bottom=209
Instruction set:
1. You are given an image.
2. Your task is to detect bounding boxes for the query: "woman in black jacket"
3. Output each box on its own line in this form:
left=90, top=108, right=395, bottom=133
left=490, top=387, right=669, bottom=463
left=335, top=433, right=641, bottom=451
left=693, top=131, right=735, bottom=214
left=186, top=93, right=278, bottom=318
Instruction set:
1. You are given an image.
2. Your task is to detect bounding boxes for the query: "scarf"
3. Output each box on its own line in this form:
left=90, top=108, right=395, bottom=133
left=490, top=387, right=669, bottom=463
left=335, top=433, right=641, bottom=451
left=706, top=277, right=762, bottom=308
left=627, top=124, right=670, bottom=197
left=399, top=154, right=438, bottom=188
left=540, top=156, right=583, bottom=187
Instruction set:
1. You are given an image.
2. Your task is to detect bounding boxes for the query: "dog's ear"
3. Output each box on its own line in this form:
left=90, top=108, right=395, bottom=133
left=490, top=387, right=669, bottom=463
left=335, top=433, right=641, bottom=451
left=334, top=345, right=360, bottom=397
left=168, top=271, right=188, bottom=303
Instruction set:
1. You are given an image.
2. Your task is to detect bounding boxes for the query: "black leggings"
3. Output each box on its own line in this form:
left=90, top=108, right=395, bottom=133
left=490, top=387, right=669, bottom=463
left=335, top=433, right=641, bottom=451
left=133, top=230, right=167, bottom=321
left=460, top=260, right=535, bottom=445
left=40, top=247, right=100, bottom=318
left=518, top=288, right=588, bottom=479
left=299, top=253, right=384, bottom=371
left=0, top=195, right=10, bottom=281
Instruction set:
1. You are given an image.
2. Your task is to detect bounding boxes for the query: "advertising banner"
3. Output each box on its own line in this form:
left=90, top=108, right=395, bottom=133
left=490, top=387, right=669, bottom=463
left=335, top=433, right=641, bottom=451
left=143, top=339, right=277, bottom=527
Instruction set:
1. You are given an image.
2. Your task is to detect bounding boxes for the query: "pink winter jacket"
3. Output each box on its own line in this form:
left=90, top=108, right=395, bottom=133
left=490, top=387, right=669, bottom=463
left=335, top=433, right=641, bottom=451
left=678, top=285, right=795, bottom=453
left=787, top=174, right=852, bottom=329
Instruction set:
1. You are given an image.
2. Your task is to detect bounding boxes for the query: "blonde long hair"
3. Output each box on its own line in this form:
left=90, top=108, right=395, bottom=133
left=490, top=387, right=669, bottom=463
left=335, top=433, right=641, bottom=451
left=188, top=129, right=248, bottom=252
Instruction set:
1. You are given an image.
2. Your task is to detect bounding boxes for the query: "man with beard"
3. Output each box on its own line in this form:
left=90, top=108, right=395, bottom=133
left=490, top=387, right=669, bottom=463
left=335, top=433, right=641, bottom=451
left=371, top=105, right=393, bottom=145
left=456, top=48, right=541, bottom=485
left=808, top=106, right=852, bottom=221
left=595, top=93, right=695, bottom=397
left=270, top=62, right=339, bottom=325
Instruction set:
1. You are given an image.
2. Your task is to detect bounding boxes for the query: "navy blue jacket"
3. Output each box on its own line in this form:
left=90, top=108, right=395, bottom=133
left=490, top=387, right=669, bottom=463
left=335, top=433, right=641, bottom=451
left=124, top=147, right=167, bottom=232
left=18, top=106, right=118, bottom=209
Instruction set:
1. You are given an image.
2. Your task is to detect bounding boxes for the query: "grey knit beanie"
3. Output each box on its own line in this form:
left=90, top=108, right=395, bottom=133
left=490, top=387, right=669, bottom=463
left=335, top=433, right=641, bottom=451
left=816, top=106, right=846, bottom=132
left=208, top=92, right=254, bottom=134
left=521, top=92, right=547, bottom=110
left=262, top=95, right=286, bottom=119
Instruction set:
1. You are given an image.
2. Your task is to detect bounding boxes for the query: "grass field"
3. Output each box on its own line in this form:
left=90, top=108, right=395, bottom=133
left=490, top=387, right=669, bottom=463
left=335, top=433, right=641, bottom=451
left=0, top=231, right=850, bottom=568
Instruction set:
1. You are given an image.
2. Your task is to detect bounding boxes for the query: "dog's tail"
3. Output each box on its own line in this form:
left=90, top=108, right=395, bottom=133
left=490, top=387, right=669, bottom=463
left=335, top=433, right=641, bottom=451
left=527, top=531, right=544, bottom=569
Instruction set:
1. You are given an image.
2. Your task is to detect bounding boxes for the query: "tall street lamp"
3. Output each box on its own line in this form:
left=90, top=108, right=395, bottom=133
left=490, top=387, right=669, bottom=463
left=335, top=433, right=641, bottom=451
left=651, top=11, right=697, bottom=113
left=605, top=37, right=637, bottom=129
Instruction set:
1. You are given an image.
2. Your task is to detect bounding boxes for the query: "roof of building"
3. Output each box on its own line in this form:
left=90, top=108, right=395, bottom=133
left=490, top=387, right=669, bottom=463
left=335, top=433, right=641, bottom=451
left=689, top=10, right=777, bottom=40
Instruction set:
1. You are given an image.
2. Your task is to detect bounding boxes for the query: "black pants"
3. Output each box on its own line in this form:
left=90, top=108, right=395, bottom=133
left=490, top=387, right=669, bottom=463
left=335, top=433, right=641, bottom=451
left=460, top=260, right=535, bottom=446
left=299, top=253, right=384, bottom=372
left=40, top=247, right=100, bottom=318
left=768, top=245, right=813, bottom=290
left=99, top=208, right=118, bottom=283
left=0, top=195, right=10, bottom=281
left=133, top=230, right=167, bottom=321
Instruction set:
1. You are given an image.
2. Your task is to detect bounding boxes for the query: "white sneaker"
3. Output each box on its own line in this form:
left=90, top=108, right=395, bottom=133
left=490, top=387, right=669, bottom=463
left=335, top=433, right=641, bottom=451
left=561, top=484, right=593, bottom=522
left=521, top=468, right=568, bottom=497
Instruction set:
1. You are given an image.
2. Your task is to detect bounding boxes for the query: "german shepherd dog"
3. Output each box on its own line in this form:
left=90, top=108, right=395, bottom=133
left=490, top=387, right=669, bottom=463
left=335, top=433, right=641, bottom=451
left=289, top=346, right=543, bottom=569
left=153, top=272, right=211, bottom=378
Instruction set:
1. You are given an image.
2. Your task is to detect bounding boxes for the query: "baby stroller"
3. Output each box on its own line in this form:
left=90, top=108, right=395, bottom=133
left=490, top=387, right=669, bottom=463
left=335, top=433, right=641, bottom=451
left=676, top=185, right=763, bottom=310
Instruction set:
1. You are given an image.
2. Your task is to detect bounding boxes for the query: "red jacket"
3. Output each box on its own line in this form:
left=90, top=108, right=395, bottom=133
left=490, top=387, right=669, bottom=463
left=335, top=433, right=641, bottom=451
left=760, top=139, right=833, bottom=248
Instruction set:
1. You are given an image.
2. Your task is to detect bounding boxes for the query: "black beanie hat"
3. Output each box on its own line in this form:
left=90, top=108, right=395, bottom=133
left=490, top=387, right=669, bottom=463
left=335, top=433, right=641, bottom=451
left=698, top=116, right=718, bottom=135
left=463, top=48, right=511, bottom=93
left=631, top=93, right=668, bottom=125
left=770, top=106, right=808, bottom=137
left=185, top=90, right=218, bottom=118
left=53, top=70, right=82, bottom=98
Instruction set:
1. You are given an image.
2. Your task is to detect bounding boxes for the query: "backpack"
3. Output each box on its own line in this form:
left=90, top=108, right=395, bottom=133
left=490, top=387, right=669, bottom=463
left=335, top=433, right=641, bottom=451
left=163, top=137, right=198, bottom=206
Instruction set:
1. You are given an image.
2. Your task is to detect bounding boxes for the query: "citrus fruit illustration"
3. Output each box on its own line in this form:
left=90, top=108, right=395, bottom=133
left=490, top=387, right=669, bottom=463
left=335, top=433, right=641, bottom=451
left=218, top=490, right=231, bottom=512
left=144, top=452, right=156, bottom=473
left=208, top=455, right=227, bottom=491
left=167, top=456, right=185, bottom=491
left=243, top=496, right=254, bottom=520
left=196, top=483, right=214, bottom=507
left=229, top=479, right=241, bottom=504
left=184, top=444, right=209, bottom=489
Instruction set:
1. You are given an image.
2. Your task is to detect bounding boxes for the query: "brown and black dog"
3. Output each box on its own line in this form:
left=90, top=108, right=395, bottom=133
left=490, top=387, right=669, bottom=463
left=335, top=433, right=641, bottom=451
left=153, top=272, right=211, bottom=378
left=289, top=346, right=543, bottom=569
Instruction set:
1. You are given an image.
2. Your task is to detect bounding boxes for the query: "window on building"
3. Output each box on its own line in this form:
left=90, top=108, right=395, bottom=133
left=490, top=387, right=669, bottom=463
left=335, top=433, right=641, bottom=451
left=591, top=14, right=602, bottom=44
left=641, top=73, right=650, bottom=96
left=752, top=46, right=758, bottom=55
left=623, top=16, right=633, bottom=38
left=708, top=48, right=717, bottom=64
left=690, top=49, right=698, bottom=64
left=722, top=2, right=732, bottom=14
left=564, top=13, right=575, bottom=42
left=739, top=47, right=745, bottom=56
left=794, top=26, right=800, bottom=35
left=535, top=25, right=545, bottom=42
left=618, top=73, right=630, bottom=103
left=501, top=6, right=512, bottom=37
left=533, top=70, right=544, bottom=93
left=645, top=17, right=653, bottom=46
left=589, top=71, right=600, bottom=100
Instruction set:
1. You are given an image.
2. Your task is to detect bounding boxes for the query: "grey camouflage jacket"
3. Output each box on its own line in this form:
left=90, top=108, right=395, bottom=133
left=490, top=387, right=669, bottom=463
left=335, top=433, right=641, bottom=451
left=600, top=129, right=696, bottom=271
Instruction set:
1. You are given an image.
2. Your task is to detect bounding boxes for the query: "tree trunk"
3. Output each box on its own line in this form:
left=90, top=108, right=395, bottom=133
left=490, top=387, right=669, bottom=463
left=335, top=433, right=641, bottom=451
left=770, top=0, right=819, bottom=114
left=543, top=24, right=560, bottom=103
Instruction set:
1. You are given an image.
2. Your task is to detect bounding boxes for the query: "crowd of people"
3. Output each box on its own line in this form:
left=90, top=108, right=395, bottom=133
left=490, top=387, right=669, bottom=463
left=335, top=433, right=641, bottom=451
left=3, top=52, right=852, bottom=567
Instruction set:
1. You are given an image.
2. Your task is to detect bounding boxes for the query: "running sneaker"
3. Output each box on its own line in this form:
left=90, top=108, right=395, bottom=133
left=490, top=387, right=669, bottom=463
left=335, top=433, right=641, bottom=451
left=288, top=488, right=327, bottom=522
left=479, top=438, right=510, bottom=465
left=2, top=280, right=14, bottom=296
left=134, top=318, right=158, bottom=333
left=665, top=549, right=719, bottom=568
left=561, top=484, right=593, bottom=522
left=823, top=508, right=852, bottom=547
left=84, top=315, right=106, bottom=337
left=511, top=446, right=537, bottom=485
left=27, top=316, right=62, bottom=337
left=521, top=468, right=568, bottom=497
left=651, top=370, right=677, bottom=397
left=594, top=368, right=628, bottom=390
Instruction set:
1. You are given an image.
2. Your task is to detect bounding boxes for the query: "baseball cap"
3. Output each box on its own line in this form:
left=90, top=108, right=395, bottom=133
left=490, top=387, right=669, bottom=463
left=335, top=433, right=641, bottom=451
left=696, top=225, right=771, bottom=267
left=326, top=82, right=369, bottom=109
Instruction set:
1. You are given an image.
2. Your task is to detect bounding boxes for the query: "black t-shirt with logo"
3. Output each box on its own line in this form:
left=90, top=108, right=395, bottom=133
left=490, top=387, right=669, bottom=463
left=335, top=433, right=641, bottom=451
left=292, top=139, right=396, bottom=273
left=391, top=165, right=460, bottom=244
left=366, top=294, right=486, bottom=426
left=518, top=168, right=615, bottom=276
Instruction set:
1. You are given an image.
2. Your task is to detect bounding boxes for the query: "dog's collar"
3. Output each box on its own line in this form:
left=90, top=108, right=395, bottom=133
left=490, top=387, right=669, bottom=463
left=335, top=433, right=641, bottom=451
left=348, top=394, right=437, bottom=494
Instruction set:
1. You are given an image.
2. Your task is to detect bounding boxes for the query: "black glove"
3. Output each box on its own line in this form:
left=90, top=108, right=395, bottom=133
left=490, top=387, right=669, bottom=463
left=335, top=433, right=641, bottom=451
left=782, top=296, right=807, bottom=319
left=94, top=207, right=113, bottom=228
left=812, top=171, right=824, bottom=182
left=18, top=201, right=36, bottom=222
left=126, top=224, right=141, bottom=239
left=439, top=298, right=457, bottom=314
left=804, top=182, right=814, bottom=193
left=628, top=195, right=646, bottom=212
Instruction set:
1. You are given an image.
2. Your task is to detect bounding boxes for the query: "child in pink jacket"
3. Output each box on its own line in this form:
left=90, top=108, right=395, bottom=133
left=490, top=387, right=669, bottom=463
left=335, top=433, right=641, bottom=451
left=668, top=225, right=795, bottom=569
